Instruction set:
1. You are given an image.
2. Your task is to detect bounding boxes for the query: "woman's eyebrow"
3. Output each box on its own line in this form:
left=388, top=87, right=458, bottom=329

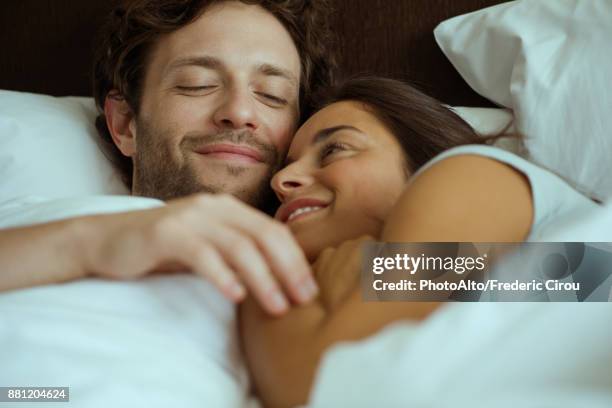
left=283, top=125, right=365, bottom=167
left=284, top=125, right=365, bottom=165
left=311, top=125, right=364, bottom=145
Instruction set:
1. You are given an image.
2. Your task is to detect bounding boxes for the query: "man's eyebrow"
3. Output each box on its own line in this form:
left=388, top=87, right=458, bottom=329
left=256, top=63, right=298, bottom=87
left=165, top=56, right=297, bottom=86
left=285, top=125, right=363, bottom=165
left=165, top=55, right=223, bottom=74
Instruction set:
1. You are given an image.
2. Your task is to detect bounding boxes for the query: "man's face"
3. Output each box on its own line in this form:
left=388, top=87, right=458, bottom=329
left=130, top=1, right=301, bottom=207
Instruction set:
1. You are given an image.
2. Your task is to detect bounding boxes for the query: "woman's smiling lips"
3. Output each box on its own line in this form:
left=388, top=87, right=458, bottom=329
left=195, top=143, right=264, bottom=164
left=275, top=198, right=330, bottom=223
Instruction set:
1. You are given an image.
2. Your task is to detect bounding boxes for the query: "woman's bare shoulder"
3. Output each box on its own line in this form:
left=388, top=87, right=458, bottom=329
left=381, top=154, right=534, bottom=242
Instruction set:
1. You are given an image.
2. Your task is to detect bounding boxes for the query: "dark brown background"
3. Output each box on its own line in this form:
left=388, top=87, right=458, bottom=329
left=0, top=0, right=509, bottom=106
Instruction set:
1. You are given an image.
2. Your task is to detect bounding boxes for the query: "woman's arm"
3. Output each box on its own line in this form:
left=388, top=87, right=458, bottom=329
left=381, top=154, right=533, bottom=242
left=240, top=154, right=534, bottom=408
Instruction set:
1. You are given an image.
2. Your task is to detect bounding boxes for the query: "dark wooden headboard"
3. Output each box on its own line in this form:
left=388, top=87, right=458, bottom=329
left=0, top=0, right=509, bottom=106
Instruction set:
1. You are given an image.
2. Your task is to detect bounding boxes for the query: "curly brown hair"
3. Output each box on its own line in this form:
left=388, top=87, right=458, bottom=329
left=92, top=0, right=337, bottom=189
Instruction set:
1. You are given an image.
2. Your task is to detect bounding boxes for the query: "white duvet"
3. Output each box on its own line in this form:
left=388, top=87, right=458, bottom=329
left=0, top=196, right=251, bottom=408
left=1, top=197, right=612, bottom=408
left=308, top=203, right=612, bottom=408
left=309, top=303, right=612, bottom=408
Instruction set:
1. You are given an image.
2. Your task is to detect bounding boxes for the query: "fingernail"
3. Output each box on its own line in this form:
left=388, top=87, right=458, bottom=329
left=228, top=282, right=246, bottom=301
left=270, top=292, right=289, bottom=313
left=298, top=279, right=319, bottom=302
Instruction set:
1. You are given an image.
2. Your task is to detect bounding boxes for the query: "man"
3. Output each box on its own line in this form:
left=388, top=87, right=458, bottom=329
left=0, top=0, right=337, bottom=315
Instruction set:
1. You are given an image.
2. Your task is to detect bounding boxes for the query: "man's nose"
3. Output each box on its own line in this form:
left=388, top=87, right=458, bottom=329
left=213, top=86, right=259, bottom=130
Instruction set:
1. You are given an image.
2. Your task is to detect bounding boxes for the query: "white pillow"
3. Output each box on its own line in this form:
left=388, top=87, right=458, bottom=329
left=0, top=90, right=519, bottom=205
left=0, top=90, right=128, bottom=203
left=452, top=107, right=513, bottom=136
left=435, top=0, right=612, bottom=202
left=452, top=106, right=522, bottom=154
left=0, top=195, right=252, bottom=408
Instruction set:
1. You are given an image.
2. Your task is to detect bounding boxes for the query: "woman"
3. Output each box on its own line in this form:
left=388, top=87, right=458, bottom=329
left=240, top=77, right=600, bottom=408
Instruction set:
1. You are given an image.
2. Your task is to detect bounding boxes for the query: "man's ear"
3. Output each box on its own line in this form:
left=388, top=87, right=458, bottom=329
left=104, top=90, right=137, bottom=157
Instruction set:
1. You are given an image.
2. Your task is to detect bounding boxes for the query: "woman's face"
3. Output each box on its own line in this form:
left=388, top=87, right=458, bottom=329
left=272, top=101, right=410, bottom=261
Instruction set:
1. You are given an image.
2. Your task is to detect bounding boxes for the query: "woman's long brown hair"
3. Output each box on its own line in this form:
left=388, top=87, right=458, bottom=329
left=313, top=76, right=512, bottom=173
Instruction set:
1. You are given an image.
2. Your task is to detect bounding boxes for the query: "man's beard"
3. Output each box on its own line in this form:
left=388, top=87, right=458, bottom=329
left=131, top=119, right=282, bottom=211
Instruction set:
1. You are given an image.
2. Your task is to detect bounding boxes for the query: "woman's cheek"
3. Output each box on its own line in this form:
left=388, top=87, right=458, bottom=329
left=319, top=160, right=364, bottom=191
left=320, top=161, right=385, bottom=226
left=352, top=178, right=393, bottom=222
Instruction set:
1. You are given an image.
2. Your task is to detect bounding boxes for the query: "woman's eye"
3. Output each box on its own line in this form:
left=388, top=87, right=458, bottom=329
left=320, top=142, right=349, bottom=163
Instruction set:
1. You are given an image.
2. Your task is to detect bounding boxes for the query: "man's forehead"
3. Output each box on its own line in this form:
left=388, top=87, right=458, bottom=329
left=151, top=1, right=301, bottom=79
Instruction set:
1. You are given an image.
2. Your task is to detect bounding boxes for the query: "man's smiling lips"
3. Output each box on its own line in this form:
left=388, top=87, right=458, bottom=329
left=194, top=143, right=264, bottom=164
left=275, top=198, right=330, bottom=223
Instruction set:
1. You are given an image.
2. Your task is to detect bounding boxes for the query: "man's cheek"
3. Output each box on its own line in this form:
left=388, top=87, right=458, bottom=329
left=270, top=136, right=293, bottom=163
left=271, top=114, right=299, bottom=151
left=160, top=97, right=208, bottom=127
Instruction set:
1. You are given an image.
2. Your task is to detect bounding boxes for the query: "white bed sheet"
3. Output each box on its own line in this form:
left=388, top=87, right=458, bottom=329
left=2, top=198, right=610, bottom=408
left=307, top=203, right=612, bottom=408
left=0, top=196, right=252, bottom=408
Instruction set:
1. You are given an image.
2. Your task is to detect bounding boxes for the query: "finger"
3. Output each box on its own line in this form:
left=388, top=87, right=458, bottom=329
left=204, top=225, right=290, bottom=316
left=174, top=240, right=246, bottom=303
left=338, top=240, right=364, bottom=269
left=334, top=236, right=373, bottom=270
left=313, top=246, right=337, bottom=279
left=253, top=222, right=318, bottom=305
left=216, top=199, right=316, bottom=304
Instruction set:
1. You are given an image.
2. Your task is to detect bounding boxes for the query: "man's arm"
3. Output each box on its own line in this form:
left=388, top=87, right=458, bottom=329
left=0, top=217, right=89, bottom=291
left=0, top=193, right=317, bottom=315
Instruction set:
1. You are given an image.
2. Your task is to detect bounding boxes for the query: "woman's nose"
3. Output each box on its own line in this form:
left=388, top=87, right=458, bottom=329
left=271, top=165, right=311, bottom=202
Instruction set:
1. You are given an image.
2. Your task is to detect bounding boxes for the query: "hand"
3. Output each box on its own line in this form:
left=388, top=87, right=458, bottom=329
left=80, top=193, right=317, bottom=315
left=312, top=235, right=374, bottom=312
